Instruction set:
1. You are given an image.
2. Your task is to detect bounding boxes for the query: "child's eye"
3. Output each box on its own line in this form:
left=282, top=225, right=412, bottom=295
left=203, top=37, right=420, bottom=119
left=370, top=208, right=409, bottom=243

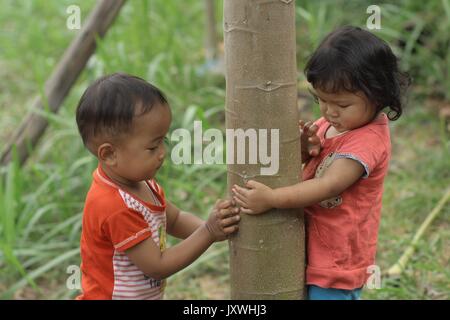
left=338, top=104, right=350, bottom=108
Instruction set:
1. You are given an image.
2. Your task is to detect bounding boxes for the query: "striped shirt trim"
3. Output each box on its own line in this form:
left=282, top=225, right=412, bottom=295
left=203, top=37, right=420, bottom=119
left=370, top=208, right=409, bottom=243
left=113, top=227, right=152, bottom=249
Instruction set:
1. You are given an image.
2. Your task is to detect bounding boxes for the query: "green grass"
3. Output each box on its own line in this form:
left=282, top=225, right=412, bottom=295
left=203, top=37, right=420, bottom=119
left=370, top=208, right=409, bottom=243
left=0, top=0, right=449, bottom=299
left=361, top=105, right=450, bottom=300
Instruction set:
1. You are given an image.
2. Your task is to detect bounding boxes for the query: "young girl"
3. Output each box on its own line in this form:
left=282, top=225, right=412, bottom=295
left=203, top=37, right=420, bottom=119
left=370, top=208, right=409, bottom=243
left=232, top=26, right=410, bottom=300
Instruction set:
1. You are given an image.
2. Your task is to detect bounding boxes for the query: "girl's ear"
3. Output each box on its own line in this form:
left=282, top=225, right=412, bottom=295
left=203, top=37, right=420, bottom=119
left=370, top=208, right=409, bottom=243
left=97, top=143, right=117, bottom=166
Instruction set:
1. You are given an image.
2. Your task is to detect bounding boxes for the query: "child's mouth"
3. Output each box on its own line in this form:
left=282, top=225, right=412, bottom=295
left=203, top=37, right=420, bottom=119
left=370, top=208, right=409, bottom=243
left=329, top=120, right=340, bottom=127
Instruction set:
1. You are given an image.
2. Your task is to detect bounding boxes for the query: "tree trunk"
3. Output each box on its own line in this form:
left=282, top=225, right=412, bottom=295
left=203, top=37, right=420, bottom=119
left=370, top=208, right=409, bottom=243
left=224, top=0, right=305, bottom=299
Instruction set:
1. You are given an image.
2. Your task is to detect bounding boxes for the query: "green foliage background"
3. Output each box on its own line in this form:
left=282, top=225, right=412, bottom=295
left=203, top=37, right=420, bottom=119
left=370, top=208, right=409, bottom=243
left=0, top=0, right=448, bottom=299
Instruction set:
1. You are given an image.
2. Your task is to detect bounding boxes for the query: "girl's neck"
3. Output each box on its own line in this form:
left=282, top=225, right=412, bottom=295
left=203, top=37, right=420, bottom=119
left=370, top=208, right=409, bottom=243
left=325, top=112, right=383, bottom=139
left=325, top=126, right=349, bottom=139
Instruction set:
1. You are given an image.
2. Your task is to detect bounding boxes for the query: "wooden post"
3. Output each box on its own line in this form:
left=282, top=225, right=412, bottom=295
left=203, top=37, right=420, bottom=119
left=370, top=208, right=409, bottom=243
left=224, top=0, right=305, bottom=299
left=1, top=0, right=127, bottom=167
left=204, top=0, right=218, bottom=60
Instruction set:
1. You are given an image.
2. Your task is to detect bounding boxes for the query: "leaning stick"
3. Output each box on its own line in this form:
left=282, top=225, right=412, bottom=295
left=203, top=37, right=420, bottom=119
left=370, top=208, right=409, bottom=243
left=0, top=0, right=127, bottom=167
left=386, top=188, right=450, bottom=277
left=204, top=0, right=218, bottom=60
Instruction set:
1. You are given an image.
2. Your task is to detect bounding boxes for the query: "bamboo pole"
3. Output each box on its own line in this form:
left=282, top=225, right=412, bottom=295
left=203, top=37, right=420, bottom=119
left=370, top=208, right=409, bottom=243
left=204, top=0, right=218, bottom=60
left=386, top=188, right=450, bottom=277
left=0, top=0, right=127, bottom=167
left=224, top=0, right=305, bottom=299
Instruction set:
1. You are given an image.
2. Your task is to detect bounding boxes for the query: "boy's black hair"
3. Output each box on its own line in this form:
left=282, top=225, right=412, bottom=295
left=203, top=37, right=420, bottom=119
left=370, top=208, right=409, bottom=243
left=305, top=26, right=410, bottom=120
left=76, top=73, right=168, bottom=147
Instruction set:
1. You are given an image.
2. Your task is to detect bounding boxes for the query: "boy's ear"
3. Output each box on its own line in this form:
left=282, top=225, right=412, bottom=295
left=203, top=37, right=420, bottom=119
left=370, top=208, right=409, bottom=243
left=97, top=143, right=117, bottom=166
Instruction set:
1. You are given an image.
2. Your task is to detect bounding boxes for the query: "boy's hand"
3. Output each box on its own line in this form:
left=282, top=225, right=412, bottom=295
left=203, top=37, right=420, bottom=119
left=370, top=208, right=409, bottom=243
left=205, top=199, right=240, bottom=241
left=299, top=120, right=321, bottom=162
left=232, top=180, right=275, bottom=215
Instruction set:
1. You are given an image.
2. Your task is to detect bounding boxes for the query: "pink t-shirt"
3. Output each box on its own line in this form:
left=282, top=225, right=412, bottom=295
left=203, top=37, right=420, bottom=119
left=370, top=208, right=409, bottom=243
left=302, top=113, right=391, bottom=290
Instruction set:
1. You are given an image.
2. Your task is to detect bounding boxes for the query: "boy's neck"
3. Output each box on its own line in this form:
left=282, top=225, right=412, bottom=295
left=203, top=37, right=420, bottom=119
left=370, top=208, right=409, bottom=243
left=100, top=163, right=142, bottom=190
left=100, top=163, right=156, bottom=205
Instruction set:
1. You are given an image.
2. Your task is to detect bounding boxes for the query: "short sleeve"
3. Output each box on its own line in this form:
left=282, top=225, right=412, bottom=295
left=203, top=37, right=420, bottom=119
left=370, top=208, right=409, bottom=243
left=335, top=130, right=388, bottom=179
left=102, top=209, right=152, bottom=252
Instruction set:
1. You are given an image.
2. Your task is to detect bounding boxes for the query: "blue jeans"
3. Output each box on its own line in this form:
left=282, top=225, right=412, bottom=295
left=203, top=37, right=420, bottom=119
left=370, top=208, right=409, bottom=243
left=308, top=285, right=363, bottom=300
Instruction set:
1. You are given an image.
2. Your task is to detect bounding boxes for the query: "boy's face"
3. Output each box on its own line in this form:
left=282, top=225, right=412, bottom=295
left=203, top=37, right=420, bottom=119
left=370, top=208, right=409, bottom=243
left=312, top=88, right=377, bottom=133
left=113, top=103, right=171, bottom=183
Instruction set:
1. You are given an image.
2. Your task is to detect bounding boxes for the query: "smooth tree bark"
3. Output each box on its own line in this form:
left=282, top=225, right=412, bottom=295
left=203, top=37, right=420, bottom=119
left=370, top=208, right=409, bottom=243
left=224, top=0, right=305, bottom=299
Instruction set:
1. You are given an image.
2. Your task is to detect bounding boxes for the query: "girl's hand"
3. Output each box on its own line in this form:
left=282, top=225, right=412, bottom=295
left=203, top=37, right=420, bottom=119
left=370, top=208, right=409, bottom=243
left=299, top=120, right=321, bottom=163
left=232, top=180, right=275, bottom=215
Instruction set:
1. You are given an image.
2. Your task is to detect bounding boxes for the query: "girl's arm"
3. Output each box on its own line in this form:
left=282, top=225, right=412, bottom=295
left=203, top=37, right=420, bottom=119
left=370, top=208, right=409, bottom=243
left=165, top=201, right=203, bottom=239
left=232, top=158, right=365, bottom=214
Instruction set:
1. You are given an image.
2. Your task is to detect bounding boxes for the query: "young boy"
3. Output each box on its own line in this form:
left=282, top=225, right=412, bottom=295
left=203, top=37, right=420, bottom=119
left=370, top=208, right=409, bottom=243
left=75, top=73, right=240, bottom=300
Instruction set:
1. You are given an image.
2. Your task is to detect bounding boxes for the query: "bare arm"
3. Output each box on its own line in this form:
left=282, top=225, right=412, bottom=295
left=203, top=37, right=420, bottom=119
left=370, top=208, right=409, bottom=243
left=125, top=224, right=214, bottom=280
left=165, top=201, right=203, bottom=239
left=125, top=200, right=240, bottom=280
left=232, top=158, right=365, bottom=214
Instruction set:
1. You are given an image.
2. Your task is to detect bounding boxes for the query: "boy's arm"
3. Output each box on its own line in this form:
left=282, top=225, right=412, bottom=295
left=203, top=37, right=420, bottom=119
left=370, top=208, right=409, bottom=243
left=125, top=223, right=213, bottom=281
left=125, top=200, right=239, bottom=280
left=232, top=158, right=365, bottom=214
left=166, top=201, right=203, bottom=239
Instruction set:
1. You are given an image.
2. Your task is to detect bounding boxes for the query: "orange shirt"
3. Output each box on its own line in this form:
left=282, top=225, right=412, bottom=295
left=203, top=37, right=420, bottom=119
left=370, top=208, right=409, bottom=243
left=303, top=113, right=391, bottom=290
left=77, top=165, right=167, bottom=300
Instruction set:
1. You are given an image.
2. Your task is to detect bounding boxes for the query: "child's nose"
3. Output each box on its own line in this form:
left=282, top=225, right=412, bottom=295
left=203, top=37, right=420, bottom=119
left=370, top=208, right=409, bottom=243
left=158, top=147, right=166, bottom=160
left=326, top=105, right=339, bottom=117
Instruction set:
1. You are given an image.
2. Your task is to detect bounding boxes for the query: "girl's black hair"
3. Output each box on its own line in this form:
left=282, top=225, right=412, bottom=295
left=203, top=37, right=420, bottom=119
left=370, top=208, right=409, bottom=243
left=305, top=26, right=411, bottom=120
left=76, top=73, right=168, bottom=147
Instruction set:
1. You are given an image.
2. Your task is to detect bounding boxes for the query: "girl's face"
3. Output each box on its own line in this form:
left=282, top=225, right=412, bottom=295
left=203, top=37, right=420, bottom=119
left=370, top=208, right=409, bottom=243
left=312, top=88, right=377, bottom=133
